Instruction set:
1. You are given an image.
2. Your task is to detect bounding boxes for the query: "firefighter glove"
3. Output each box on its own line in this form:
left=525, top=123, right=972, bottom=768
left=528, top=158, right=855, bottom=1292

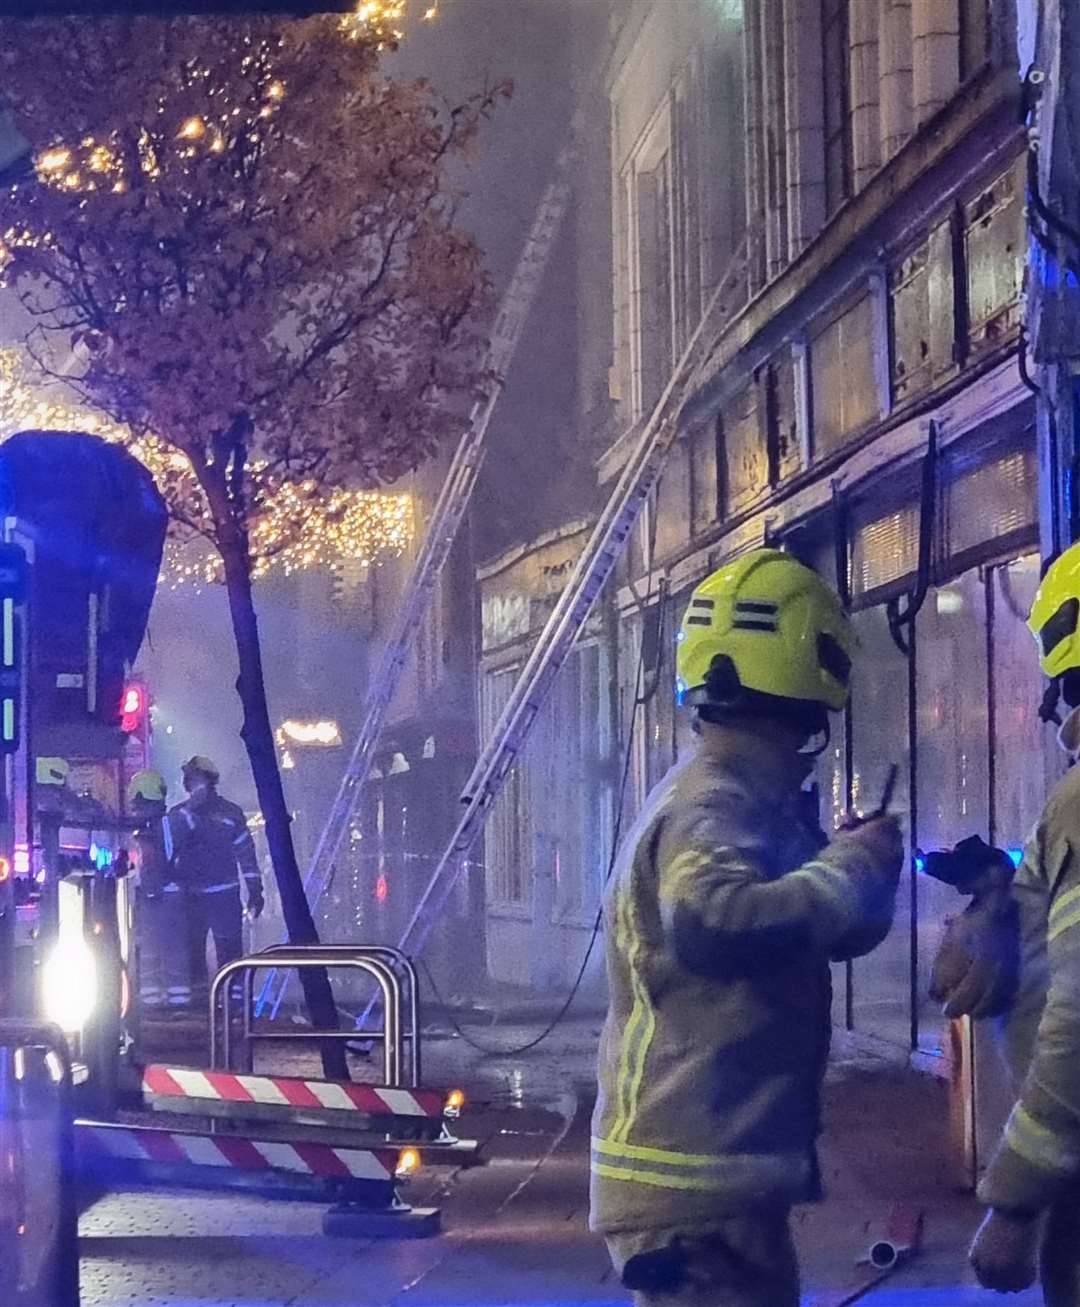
left=835, top=814, right=904, bottom=887
left=970, top=1208, right=1040, bottom=1294
left=929, top=892, right=1019, bottom=1019
left=246, top=886, right=265, bottom=921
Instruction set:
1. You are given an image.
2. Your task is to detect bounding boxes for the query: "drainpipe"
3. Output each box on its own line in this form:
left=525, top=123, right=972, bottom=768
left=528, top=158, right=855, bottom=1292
left=743, top=0, right=767, bottom=293
left=783, top=0, right=826, bottom=255
left=849, top=0, right=881, bottom=191
left=912, top=0, right=959, bottom=125
left=879, top=0, right=914, bottom=160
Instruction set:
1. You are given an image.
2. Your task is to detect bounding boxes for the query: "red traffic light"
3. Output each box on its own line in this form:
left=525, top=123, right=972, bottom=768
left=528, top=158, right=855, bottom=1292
left=120, top=683, right=146, bottom=733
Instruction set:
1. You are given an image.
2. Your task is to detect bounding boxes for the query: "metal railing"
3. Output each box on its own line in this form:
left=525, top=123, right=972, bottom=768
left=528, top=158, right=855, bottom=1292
left=253, top=944, right=422, bottom=1085
left=210, top=949, right=404, bottom=1086
left=0, top=1019, right=79, bottom=1307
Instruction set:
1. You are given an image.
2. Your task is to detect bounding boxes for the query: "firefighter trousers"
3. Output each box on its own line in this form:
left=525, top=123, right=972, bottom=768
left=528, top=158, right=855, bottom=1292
left=188, top=887, right=244, bottom=992
left=1042, top=1196, right=1080, bottom=1307
left=606, top=1214, right=799, bottom=1307
left=140, top=888, right=191, bottom=1009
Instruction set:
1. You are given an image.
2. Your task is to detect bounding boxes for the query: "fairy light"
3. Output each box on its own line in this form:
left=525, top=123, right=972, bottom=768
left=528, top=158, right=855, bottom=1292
left=0, top=350, right=414, bottom=588
left=2, top=17, right=434, bottom=577
left=37, top=148, right=71, bottom=174
left=17, top=7, right=437, bottom=202
left=341, top=0, right=421, bottom=46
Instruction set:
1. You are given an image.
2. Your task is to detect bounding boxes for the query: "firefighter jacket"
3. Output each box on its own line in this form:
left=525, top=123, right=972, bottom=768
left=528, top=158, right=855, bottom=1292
left=133, top=811, right=182, bottom=897
left=590, top=726, right=899, bottom=1236
left=980, top=741, right=1080, bottom=1215
left=169, top=791, right=262, bottom=900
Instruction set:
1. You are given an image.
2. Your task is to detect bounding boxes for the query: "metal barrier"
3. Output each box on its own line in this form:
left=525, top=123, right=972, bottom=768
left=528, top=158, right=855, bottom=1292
left=211, top=950, right=404, bottom=1085
left=254, top=944, right=422, bottom=1086
left=0, top=1019, right=79, bottom=1307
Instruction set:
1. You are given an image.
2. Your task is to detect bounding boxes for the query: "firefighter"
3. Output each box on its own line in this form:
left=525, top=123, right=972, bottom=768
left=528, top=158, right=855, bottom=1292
left=127, top=770, right=190, bottom=1012
left=170, top=756, right=264, bottom=994
left=965, top=544, right=1080, bottom=1303
left=591, top=549, right=903, bottom=1307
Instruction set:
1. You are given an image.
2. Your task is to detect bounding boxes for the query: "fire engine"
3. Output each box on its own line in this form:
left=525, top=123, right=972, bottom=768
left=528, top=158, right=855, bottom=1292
left=0, top=430, right=166, bottom=1113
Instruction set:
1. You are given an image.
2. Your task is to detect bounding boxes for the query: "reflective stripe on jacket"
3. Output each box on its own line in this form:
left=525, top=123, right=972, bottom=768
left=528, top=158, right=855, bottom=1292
left=980, top=754, right=1080, bottom=1213
left=590, top=726, right=897, bottom=1236
left=169, top=793, right=262, bottom=897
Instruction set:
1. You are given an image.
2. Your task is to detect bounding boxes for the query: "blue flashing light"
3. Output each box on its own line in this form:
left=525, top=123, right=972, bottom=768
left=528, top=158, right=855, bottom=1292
left=1008, top=848, right=1023, bottom=868
left=914, top=854, right=926, bottom=874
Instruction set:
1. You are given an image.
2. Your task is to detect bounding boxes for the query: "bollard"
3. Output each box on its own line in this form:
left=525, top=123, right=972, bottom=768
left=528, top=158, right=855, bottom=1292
left=0, top=1019, right=79, bottom=1307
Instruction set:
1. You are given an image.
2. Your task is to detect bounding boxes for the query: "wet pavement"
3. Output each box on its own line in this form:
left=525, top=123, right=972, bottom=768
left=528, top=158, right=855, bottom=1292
left=80, top=1014, right=615, bottom=1307
left=79, top=1014, right=1044, bottom=1307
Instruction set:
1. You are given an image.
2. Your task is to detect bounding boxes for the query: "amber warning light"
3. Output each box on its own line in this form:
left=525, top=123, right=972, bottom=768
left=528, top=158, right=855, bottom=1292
left=395, top=1148, right=421, bottom=1180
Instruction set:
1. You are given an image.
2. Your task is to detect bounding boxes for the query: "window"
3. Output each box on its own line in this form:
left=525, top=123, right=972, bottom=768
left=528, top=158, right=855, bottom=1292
left=914, top=569, right=991, bottom=1061
left=848, top=600, right=913, bottom=1049
left=653, top=441, right=692, bottom=562
left=810, top=295, right=878, bottom=456
left=481, top=666, right=531, bottom=907
left=890, top=219, right=957, bottom=406
left=482, top=648, right=614, bottom=919
left=720, top=382, right=767, bottom=516
left=619, top=47, right=741, bottom=422
left=618, top=609, right=648, bottom=821
left=690, top=419, right=720, bottom=535
left=822, top=0, right=853, bottom=216
left=633, top=147, right=675, bottom=413
left=545, top=643, right=612, bottom=922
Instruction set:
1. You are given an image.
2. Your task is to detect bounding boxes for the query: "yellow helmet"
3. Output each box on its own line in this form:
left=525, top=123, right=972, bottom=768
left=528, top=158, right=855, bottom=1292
left=35, top=757, right=70, bottom=787
left=126, top=769, right=167, bottom=805
left=1028, top=543, right=1080, bottom=678
left=676, top=548, right=855, bottom=726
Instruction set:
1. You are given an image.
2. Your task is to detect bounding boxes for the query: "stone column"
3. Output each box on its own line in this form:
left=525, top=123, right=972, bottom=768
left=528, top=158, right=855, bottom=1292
left=912, top=0, right=959, bottom=124
left=879, top=0, right=914, bottom=160
left=849, top=0, right=881, bottom=190
left=782, top=0, right=826, bottom=254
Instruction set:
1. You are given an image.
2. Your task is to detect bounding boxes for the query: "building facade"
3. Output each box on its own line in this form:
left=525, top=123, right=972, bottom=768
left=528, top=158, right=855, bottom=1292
left=476, top=0, right=1063, bottom=1179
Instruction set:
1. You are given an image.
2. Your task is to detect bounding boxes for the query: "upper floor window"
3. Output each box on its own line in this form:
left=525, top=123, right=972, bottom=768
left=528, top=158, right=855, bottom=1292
left=822, top=0, right=853, bottom=216
left=629, top=135, right=675, bottom=416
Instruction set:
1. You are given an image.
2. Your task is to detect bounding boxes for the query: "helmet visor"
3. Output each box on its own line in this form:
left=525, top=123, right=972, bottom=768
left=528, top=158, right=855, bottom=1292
left=1040, top=597, right=1079, bottom=660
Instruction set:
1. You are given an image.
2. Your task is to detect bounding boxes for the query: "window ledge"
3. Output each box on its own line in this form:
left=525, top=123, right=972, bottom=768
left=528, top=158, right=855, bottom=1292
left=692, top=66, right=1023, bottom=419
left=487, top=903, right=532, bottom=923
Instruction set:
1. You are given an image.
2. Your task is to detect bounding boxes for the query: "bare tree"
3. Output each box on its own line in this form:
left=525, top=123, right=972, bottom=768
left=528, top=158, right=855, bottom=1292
left=0, top=13, right=502, bottom=1074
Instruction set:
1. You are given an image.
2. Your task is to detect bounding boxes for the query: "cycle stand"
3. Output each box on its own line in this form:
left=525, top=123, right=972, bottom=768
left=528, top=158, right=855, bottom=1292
left=73, top=947, right=465, bottom=1237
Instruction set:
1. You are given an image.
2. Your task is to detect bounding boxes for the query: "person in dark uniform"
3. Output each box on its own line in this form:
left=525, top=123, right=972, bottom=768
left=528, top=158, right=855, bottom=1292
left=170, top=756, right=264, bottom=994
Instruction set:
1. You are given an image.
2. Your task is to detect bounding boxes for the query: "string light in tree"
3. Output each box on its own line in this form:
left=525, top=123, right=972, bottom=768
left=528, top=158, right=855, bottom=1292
left=0, top=349, right=413, bottom=589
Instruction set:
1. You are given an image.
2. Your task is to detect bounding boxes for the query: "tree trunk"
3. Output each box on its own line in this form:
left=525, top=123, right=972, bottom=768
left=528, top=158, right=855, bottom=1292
left=211, top=498, right=348, bottom=1082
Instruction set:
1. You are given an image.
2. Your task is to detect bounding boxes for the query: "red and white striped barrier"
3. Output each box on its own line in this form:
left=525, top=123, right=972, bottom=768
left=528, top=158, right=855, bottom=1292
left=76, top=1119, right=406, bottom=1183
left=143, top=1064, right=449, bottom=1119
